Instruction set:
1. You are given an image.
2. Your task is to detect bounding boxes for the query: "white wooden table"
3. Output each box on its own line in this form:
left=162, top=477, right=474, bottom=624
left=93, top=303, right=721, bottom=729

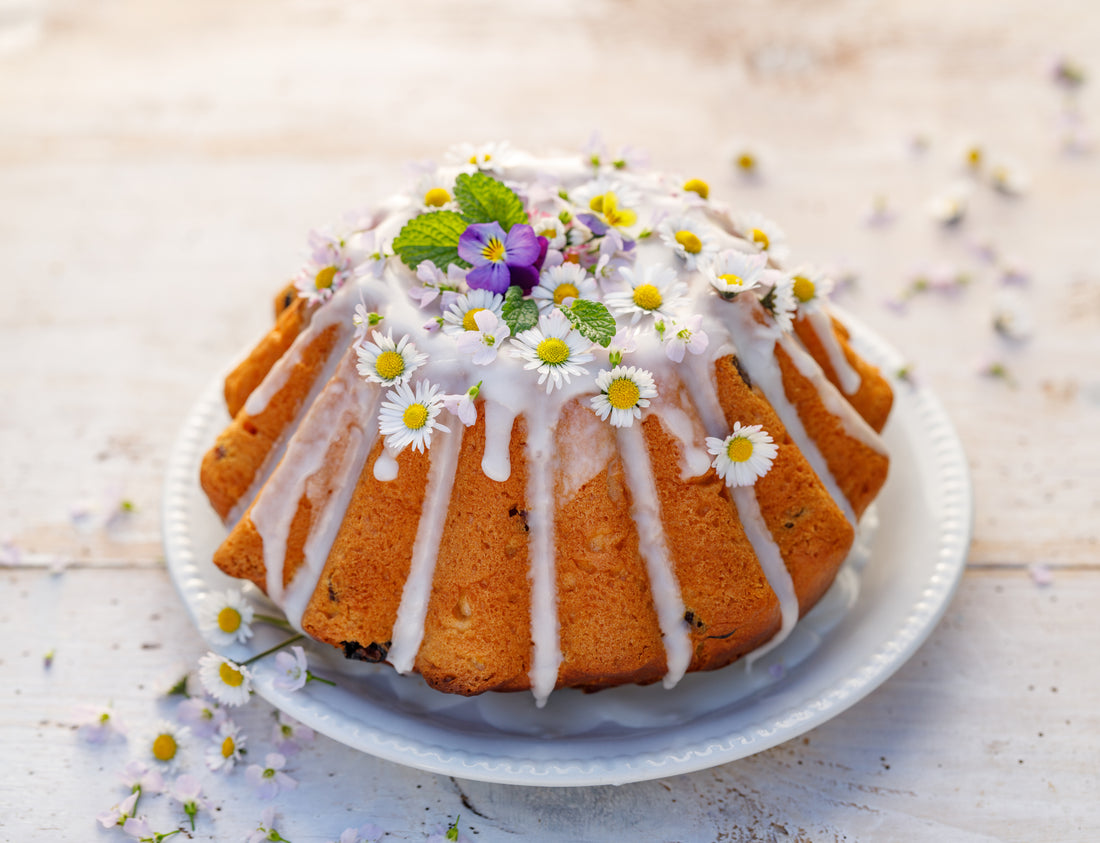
left=2, top=2, right=1098, bottom=840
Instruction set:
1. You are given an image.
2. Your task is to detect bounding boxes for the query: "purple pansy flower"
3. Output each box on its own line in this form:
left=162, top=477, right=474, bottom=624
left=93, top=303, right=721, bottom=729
left=458, top=222, right=547, bottom=294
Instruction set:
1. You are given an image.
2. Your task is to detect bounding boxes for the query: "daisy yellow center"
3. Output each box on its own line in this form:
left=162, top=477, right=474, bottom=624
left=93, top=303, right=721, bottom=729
left=737, top=152, right=756, bottom=171
left=750, top=228, right=770, bottom=250
left=424, top=187, right=450, bottom=207
left=607, top=378, right=640, bottom=410
left=792, top=275, right=816, bottom=302
left=966, top=147, right=982, bottom=167
left=462, top=307, right=485, bottom=332
left=683, top=178, right=709, bottom=199
left=221, top=736, right=236, bottom=758
left=726, top=437, right=754, bottom=463
left=216, top=607, right=241, bottom=634
left=536, top=337, right=570, bottom=365
left=632, top=283, right=663, bottom=311
left=719, top=273, right=743, bottom=288
left=219, top=662, right=245, bottom=688
left=374, top=350, right=405, bottom=380
left=314, top=265, right=337, bottom=290
left=403, top=403, right=429, bottom=430
left=539, top=226, right=558, bottom=239
left=553, top=283, right=580, bottom=304
left=675, top=230, right=703, bottom=254
left=482, top=237, right=506, bottom=263
left=152, top=733, right=178, bottom=762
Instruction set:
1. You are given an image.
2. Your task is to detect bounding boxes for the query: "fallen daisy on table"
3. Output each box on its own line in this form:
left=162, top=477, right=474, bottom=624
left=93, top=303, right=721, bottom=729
left=198, top=588, right=255, bottom=647
left=205, top=718, right=246, bottom=773
left=198, top=652, right=253, bottom=707
left=146, top=720, right=189, bottom=771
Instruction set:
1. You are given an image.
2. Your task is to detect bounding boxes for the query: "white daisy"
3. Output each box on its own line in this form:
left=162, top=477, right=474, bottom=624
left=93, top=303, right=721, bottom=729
left=293, top=230, right=355, bottom=305
left=198, top=652, right=253, bottom=707
left=787, top=266, right=835, bottom=309
left=605, top=264, right=689, bottom=324
left=663, top=314, right=710, bottom=362
left=441, top=289, right=505, bottom=336
left=454, top=309, right=510, bottom=365
left=197, top=588, right=254, bottom=647
left=761, top=276, right=797, bottom=332
left=205, top=720, right=246, bottom=773
left=511, top=309, right=595, bottom=393
left=146, top=720, right=190, bottom=769
left=378, top=379, right=449, bottom=453
left=728, top=141, right=766, bottom=180
left=356, top=330, right=427, bottom=387
left=589, top=366, right=658, bottom=428
left=273, top=645, right=309, bottom=692
left=926, top=182, right=971, bottom=226
left=658, top=215, right=717, bottom=269
left=706, top=250, right=769, bottom=298
left=447, top=140, right=511, bottom=173
left=414, top=170, right=457, bottom=211
left=681, top=177, right=710, bottom=201
left=706, top=422, right=779, bottom=487
left=989, top=158, right=1030, bottom=196
left=531, top=263, right=598, bottom=311
left=736, top=211, right=790, bottom=265
left=530, top=213, right=568, bottom=249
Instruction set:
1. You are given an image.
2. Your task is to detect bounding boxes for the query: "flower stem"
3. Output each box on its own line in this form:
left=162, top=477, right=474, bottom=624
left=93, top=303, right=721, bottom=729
left=306, top=671, right=336, bottom=687
left=241, top=634, right=305, bottom=667
left=253, top=613, right=294, bottom=630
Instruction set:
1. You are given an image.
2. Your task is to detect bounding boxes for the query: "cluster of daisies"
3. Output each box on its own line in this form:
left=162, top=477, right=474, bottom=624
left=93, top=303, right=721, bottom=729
left=294, top=143, right=840, bottom=488
left=84, top=588, right=467, bottom=842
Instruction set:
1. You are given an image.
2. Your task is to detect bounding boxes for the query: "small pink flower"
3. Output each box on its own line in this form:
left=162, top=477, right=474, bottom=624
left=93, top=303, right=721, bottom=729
left=245, top=753, right=298, bottom=800
left=273, top=646, right=309, bottom=692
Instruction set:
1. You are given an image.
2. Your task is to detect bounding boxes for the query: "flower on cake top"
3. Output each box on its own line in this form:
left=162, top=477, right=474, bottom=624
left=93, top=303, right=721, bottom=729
left=454, top=309, right=510, bottom=365
left=531, top=263, right=598, bottom=311
left=760, top=276, right=798, bottom=332
left=415, top=170, right=457, bottom=211
left=658, top=215, right=717, bottom=270
left=442, top=288, right=506, bottom=336
left=447, top=140, right=510, bottom=173
left=458, top=221, right=546, bottom=294
left=443, top=382, right=480, bottom=427
left=590, top=365, right=658, bottom=428
left=197, top=588, right=254, bottom=647
left=198, top=652, right=253, bottom=707
left=378, top=379, right=449, bottom=453
left=356, top=330, right=428, bottom=387
left=294, top=230, right=356, bottom=304
left=573, top=178, right=642, bottom=234
left=682, top=178, right=710, bottom=200
left=530, top=213, right=568, bottom=250
left=706, top=422, right=778, bottom=487
left=788, top=266, right=834, bottom=309
left=605, top=264, right=688, bottom=324
left=736, top=211, right=789, bottom=265
left=352, top=302, right=384, bottom=341
left=707, top=250, right=769, bottom=298
left=663, top=313, right=710, bottom=362
left=510, top=309, right=595, bottom=393
left=205, top=719, right=246, bottom=773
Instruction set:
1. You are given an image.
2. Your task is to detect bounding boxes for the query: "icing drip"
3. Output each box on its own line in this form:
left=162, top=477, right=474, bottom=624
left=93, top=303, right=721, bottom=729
left=732, top=486, right=799, bottom=665
left=805, top=308, right=861, bottom=396
left=722, top=295, right=857, bottom=525
left=649, top=394, right=713, bottom=480
left=388, top=425, right=464, bottom=674
left=526, top=409, right=562, bottom=707
left=482, top=401, right=518, bottom=482
left=373, top=450, right=398, bottom=482
left=615, top=423, right=692, bottom=690
left=251, top=349, right=376, bottom=609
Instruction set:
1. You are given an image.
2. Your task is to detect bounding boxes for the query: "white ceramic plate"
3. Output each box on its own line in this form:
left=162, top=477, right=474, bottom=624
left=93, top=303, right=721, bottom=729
left=163, top=312, right=971, bottom=786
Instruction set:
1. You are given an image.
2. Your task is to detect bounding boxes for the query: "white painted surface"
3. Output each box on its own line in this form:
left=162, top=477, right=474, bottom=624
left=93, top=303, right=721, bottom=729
left=1, top=1, right=1098, bottom=840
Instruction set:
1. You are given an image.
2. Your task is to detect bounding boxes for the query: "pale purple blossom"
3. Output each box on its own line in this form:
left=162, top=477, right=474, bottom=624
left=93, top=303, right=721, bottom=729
left=663, top=314, right=709, bottom=362
left=273, top=646, right=309, bottom=692
left=245, top=753, right=298, bottom=800
left=118, top=760, right=165, bottom=796
left=176, top=696, right=226, bottom=739
left=248, top=807, right=292, bottom=843
left=443, top=385, right=479, bottom=427
left=454, top=309, right=510, bottom=365
left=96, top=791, right=139, bottom=829
left=331, top=823, right=385, bottom=843
left=76, top=703, right=124, bottom=744
left=171, top=774, right=210, bottom=831
left=272, top=712, right=315, bottom=756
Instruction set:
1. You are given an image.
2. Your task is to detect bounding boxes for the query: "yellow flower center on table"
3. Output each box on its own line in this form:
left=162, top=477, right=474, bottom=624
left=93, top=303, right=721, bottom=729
left=553, top=283, right=579, bottom=304
left=719, top=273, right=743, bottom=288
left=403, top=403, right=429, bottom=430
left=219, top=662, right=245, bottom=688
left=966, top=147, right=982, bottom=167
left=726, top=437, right=754, bottom=463
left=675, top=230, right=702, bottom=254
left=632, top=283, right=663, bottom=311
left=374, top=350, right=405, bottom=380
left=424, top=187, right=450, bottom=207
left=217, top=607, right=241, bottom=634
left=536, top=337, right=570, bottom=365
left=607, top=378, right=641, bottom=410
left=737, top=152, right=757, bottom=171
left=462, top=307, right=485, bottom=332
left=792, top=275, right=815, bottom=303
left=750, top=228, right=770, bottom=250
left=314, top=265, right=338, bottom=290
left=482, top=237, right=506, bottom=263
left=683, top=178, right=709, bottom=199
left=152, top=734, right=178, bottom=762
left=221, top=736, right=236, bottom=759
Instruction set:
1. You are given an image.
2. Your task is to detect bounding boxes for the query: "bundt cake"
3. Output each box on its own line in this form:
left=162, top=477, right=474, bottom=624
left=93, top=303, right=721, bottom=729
left=199, top=143, right=892, bottom=705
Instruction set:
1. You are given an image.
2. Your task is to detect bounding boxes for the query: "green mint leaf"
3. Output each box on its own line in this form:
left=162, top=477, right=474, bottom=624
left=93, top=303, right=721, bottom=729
left=562, top=298, right=616, bottom=347
left=454, top=172, right=528, bottom=230
left=502, top=285, right=539, bottom=335
left=392, top=210, right=471, bottom=270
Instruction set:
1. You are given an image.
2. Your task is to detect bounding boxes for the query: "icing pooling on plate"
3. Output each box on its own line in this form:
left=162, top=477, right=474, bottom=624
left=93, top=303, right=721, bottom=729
left=231, top=146, right=885, bottom=702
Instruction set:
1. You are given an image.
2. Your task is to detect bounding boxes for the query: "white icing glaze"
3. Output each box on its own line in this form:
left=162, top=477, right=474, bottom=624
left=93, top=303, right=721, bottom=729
left=615, top=423, right=692, bottom=689
left=804, top=307, right=861, bottom=396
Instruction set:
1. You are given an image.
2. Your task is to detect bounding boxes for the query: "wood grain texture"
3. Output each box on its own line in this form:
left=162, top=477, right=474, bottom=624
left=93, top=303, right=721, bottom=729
left=1, top=0, right=1098, bottom=840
